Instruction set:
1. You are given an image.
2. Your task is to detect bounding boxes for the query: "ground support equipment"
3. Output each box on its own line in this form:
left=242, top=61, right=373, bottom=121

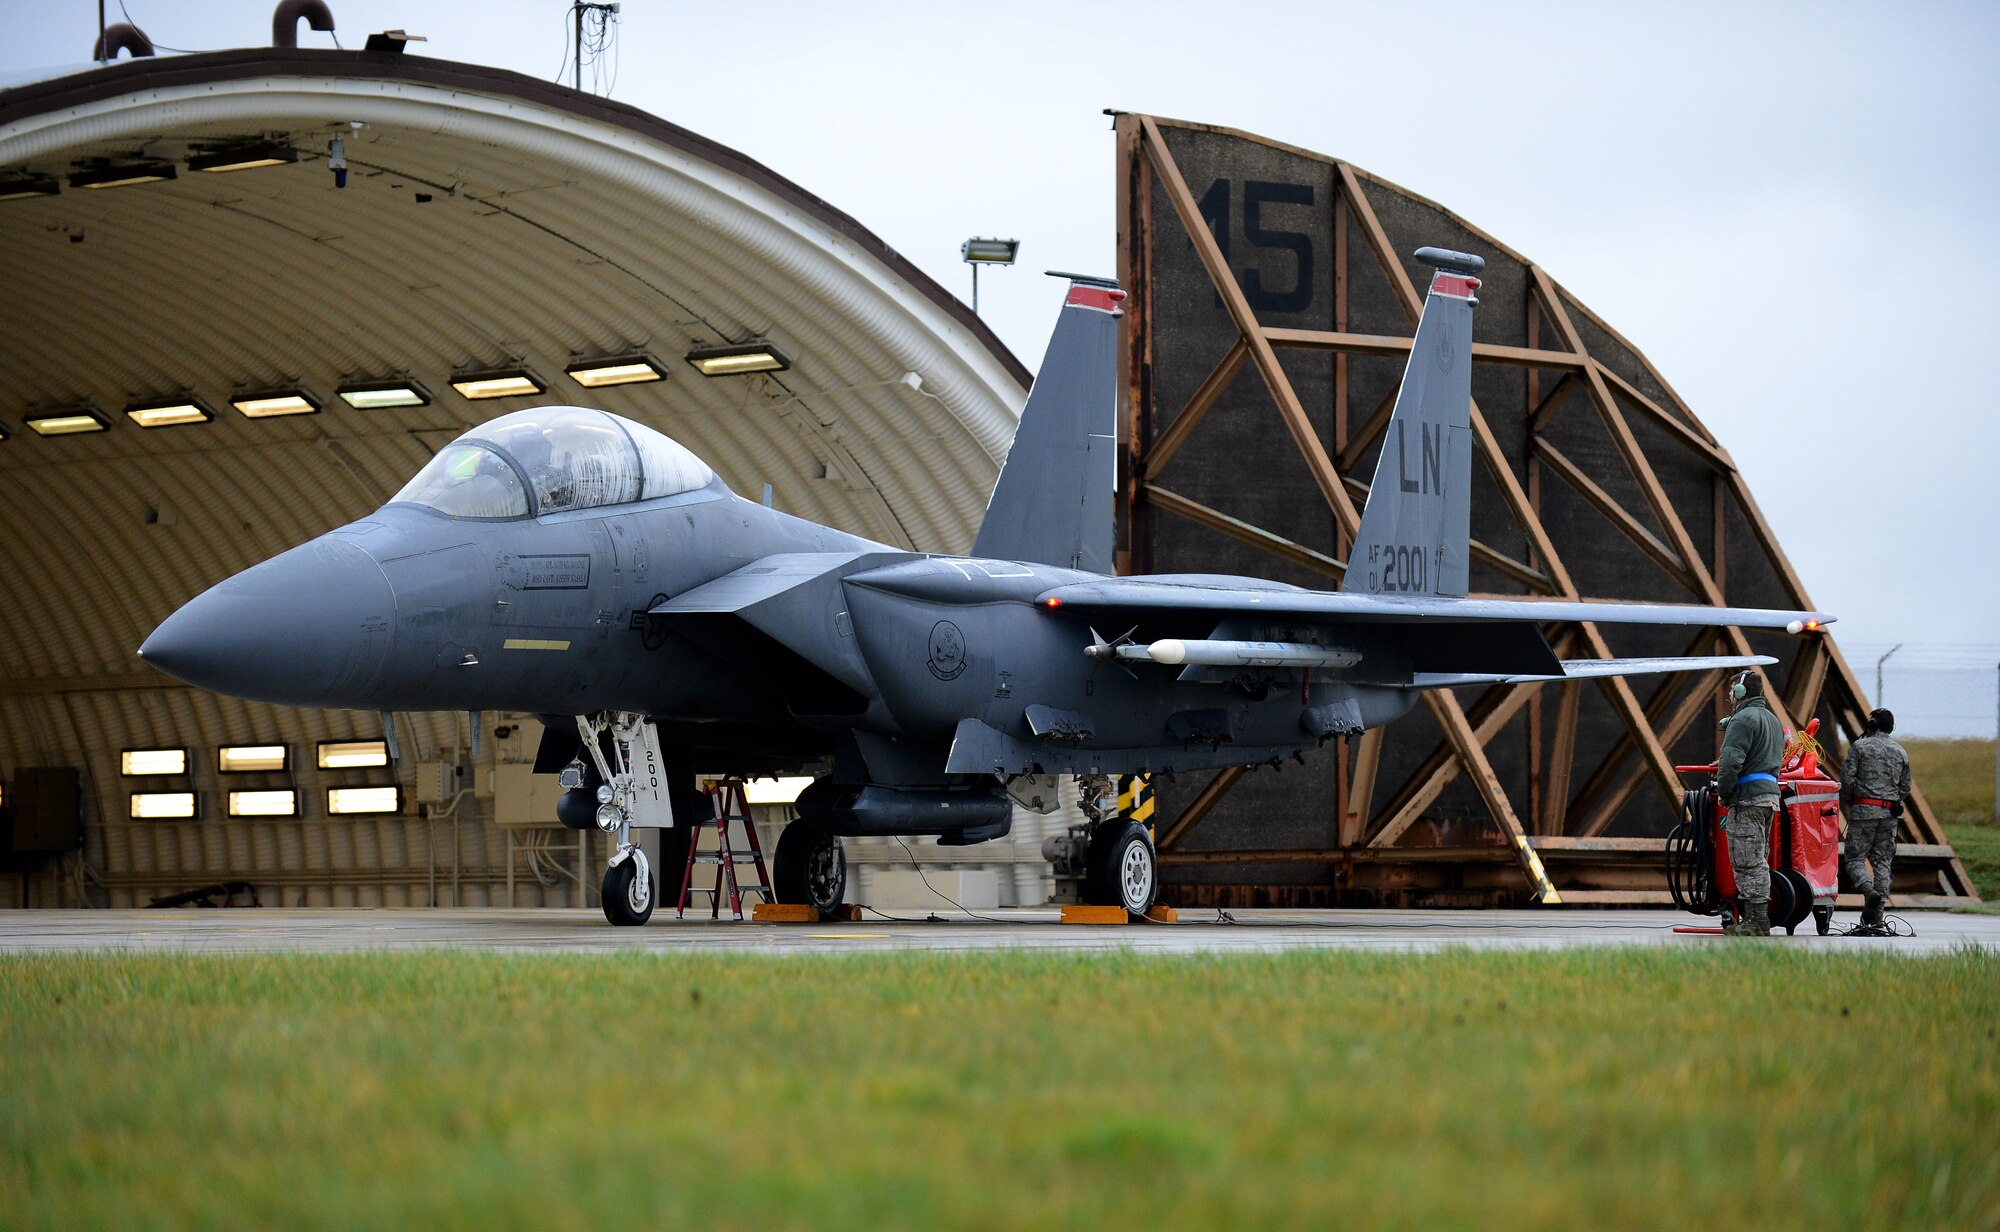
left=1667, top=720, right=1840, bottom=936
left=675, top=780, right=773, bottom=921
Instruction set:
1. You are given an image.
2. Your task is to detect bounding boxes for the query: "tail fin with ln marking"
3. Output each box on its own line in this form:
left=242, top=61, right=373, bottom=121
left=1341, top=247, right=1483, bottom=597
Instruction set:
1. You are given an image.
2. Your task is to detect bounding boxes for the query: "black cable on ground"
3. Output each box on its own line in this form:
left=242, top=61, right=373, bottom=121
left=886, top=836, right=1011, bottom=925
left=1837, top=913, right=1916, bottom=938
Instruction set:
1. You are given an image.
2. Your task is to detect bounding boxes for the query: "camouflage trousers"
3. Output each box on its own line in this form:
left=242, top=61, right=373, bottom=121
left=1724, top=802, right=1775, bottom=904
left=1845, top=816, right=1896, bottom=899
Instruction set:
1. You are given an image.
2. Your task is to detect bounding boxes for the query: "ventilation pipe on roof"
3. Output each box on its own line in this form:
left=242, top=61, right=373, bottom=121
left=93, top=23, right=156, bottom=60
left=272, top=0, right=336, bottom=48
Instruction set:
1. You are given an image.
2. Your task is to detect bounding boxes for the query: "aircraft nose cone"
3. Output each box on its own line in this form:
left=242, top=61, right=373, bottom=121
left=141, top=537, right=395, bottom=707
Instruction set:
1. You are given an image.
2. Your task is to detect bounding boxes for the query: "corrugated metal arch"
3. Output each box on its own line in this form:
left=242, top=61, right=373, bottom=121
left=0, top=51, right=1029, bottom=900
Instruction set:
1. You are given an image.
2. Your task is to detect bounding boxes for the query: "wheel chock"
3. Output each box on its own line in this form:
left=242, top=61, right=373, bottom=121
left=752, top=903, right=820, bottom=923
left=1061, top=905, right=1135, bottom=926
left=1145, top=905, right=1178, bottom=924
left=828, top=903, right=865, bottom=922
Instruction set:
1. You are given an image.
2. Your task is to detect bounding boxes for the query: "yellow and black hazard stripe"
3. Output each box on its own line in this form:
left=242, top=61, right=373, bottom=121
left=1116, top=774, right=1156, bottom=837
left=1511, top=832, right=1562, bottom=905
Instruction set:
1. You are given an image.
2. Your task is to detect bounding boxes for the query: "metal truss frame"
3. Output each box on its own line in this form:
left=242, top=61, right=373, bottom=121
left=1115, top=113, right=1975, bottom=903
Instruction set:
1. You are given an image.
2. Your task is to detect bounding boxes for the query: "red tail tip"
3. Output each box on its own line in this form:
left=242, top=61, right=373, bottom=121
left=1065, top=285, right=1125, bottom=314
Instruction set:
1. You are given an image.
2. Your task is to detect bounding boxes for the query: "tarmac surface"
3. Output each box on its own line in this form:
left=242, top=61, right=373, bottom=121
left=3, top=906, right=1997, bottom=957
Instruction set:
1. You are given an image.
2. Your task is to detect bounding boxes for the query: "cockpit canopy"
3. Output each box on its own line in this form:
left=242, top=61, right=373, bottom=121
left=390, top=407, right=716, bottom=519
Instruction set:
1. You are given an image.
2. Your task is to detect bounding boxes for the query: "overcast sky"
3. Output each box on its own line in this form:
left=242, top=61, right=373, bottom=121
left=7, top=1, right=1998, bottom=733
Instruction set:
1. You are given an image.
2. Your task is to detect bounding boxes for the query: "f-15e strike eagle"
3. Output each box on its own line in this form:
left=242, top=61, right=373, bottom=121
left=140, top=247, right=1830, bottom=924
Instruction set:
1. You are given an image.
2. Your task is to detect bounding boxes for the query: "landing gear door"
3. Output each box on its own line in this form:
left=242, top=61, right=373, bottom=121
left=628, top=722, right=674, bottom=828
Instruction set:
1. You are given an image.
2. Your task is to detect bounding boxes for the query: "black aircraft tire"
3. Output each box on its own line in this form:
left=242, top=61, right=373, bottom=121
left=602, top=859, right=655, bottom=927
left=774, top=821, right=847, bottom=915
left=1086, top=822, right=1157, bottom=916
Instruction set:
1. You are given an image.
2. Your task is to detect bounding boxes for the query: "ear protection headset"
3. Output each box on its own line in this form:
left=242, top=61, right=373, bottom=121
left=1730, top=670, right=1755, bottom=703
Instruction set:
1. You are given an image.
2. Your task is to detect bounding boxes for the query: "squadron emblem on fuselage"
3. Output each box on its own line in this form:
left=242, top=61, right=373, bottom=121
left=927, top=619, right=967, bottom=681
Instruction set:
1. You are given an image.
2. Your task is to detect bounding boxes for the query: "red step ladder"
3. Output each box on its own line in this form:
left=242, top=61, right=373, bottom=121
left=675, top=780, right=773, bottom=921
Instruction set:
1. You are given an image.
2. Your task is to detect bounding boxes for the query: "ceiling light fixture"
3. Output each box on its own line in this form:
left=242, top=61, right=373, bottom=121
left=317, top=740, right=390, bottom=770
left=130, top=791, right=198, bottom=820
left=336, top=378, right=432, bottom=410
left=68, top=161, right=177, bottom=190
left=24, top=408, right=108, bottom=436
left=684, top=341, right=791, bottom=378
left=565, top=354, right=667, bottom=388
left=125, top=397, right=213, bottom=429
left=227, top=789, right=297, bottom=817
left=121, top=748, right=189, bottom=776
left=187, top=142, right=298, bottom=173
left=230, top=389, right=319, bottom=419
left=0, top=172, right=61, bottom=201
left=450, top=367, right=546, bottom=400
left=327, top=786, right=401, bottom=816
left=218, top=744, right=289, bottom=774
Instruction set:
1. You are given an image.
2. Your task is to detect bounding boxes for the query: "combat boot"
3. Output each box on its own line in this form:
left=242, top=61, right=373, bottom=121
left=1862, top=894, right=1885, bottom=927
left=1723, top=901, right=1771, bottom=937
left=1724, top=900, right=1771, bottom=937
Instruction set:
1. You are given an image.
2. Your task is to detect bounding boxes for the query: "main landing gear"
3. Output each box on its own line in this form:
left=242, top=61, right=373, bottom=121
left=1041, top=776, right=1158, bottom=916
left=569, top=711, right=662, bottom=926
left=773, top=819, right=847, bottom=915
left=771, top=781, right=848, bottom=915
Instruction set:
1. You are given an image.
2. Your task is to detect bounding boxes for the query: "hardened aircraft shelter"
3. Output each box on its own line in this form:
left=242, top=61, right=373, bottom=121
left=0, top=36, right=1036, bottom=909
left=1113, top=114, right=1974, bottom=906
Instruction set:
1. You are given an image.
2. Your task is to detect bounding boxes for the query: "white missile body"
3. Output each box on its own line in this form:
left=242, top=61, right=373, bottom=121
left=1107, top=639, right=1361, bottom=669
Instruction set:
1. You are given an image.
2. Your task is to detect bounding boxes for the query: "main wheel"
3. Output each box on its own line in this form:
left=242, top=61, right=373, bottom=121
left=602, top=858, right=655, bottom=926
left=1086, top=821, right=1157, bottom=916
left=774, top=821, right=846, bottom=915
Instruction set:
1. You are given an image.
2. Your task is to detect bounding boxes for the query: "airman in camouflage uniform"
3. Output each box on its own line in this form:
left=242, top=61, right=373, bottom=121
left=1716, top=670, right=1786, bottom=937
left=1841, top=707, right=1910, bottom=934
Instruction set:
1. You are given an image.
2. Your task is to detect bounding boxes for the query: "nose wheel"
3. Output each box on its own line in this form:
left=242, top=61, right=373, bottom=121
left=602, top=845, right=654, bottom=926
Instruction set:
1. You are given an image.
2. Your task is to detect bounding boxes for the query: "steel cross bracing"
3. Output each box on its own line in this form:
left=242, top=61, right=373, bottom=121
left=1113, top=114, right=1975, bottom=904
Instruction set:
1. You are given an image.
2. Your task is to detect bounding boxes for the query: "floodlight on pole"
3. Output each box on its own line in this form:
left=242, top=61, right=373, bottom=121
left=961, top=237, right=1020, bottom=315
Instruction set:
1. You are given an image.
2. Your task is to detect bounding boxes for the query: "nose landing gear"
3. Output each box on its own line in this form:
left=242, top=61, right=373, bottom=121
left=574, top=711, right=671, bottom=927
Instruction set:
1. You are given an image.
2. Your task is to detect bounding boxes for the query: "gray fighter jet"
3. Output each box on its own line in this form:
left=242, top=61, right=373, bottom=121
left=140, top=248, right=1829, bottom=923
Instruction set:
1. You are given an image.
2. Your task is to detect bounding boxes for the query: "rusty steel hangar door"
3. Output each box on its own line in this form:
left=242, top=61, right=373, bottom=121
left=1112, top=114, right=1975, bottom=908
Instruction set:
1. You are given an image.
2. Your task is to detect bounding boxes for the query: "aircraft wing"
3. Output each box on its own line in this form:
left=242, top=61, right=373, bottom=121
left=1037, top=576, right=1831, bottom=632
left=1404, top=654, right=1775, bottom=690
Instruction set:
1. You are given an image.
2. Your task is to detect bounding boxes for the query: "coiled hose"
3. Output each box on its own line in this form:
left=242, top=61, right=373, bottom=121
left=1666, top=786, right=1720, bottom=915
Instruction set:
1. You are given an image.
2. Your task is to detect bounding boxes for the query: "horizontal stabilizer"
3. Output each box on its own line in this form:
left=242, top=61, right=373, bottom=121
left=1404, top=654, right=1775, bottom=690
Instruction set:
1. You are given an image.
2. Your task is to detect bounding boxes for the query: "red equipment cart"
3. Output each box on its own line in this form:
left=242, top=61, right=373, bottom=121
left=1667, top=719, right=1841, bottom=935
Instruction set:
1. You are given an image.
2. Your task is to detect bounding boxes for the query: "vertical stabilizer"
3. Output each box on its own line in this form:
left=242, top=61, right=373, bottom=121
left=970, top=274, right=1121, bottom=572
left=1342, top=247, right=1483, bottom=597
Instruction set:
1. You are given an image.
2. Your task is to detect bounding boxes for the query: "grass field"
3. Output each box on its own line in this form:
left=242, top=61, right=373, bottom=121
left=1907, top=738, right=1999, bottom=900
left=5, top=948, right=1997, bottom=1231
